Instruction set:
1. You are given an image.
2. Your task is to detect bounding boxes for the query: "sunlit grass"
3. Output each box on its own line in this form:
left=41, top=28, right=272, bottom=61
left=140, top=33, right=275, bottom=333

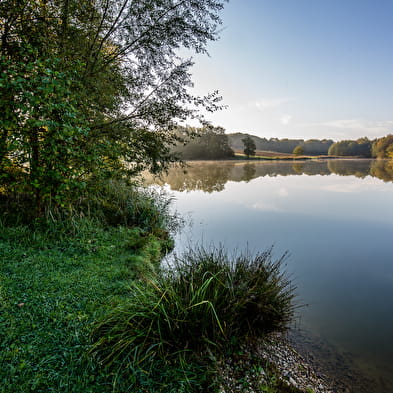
left=0, top=220, right=168, bottom=393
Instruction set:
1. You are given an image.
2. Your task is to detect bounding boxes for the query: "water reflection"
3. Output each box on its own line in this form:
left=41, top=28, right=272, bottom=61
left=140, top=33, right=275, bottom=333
left=146, top=159, right=393, bottom=192
left=145, top=159, right=393, bottom=393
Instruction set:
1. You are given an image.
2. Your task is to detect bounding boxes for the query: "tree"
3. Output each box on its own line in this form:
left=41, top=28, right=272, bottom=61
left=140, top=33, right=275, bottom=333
left=372, top=135, right=393, bottom=158
left=292, top=145, right=304, bottom=156
left=302, top=139, right=333, bottom=155
left=0, top=0, right=227, bottom=213
left=242, top=135, right=256, bottom=158
left=328, top=138, right=372, bottom=157
left=174, top=126, right=234, bottom=160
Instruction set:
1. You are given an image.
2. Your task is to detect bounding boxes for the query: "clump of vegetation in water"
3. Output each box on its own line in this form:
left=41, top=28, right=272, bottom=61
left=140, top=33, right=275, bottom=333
left=90, top=246, right=296, bottom=391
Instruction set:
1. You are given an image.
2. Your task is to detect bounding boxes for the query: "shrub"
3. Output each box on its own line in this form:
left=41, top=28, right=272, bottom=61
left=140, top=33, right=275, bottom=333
left=89, top=246, right=296, bottom=390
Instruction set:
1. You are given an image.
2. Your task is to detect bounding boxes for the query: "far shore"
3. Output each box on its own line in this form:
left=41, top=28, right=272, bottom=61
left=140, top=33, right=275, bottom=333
left=182, top=155, right=374, bottom=162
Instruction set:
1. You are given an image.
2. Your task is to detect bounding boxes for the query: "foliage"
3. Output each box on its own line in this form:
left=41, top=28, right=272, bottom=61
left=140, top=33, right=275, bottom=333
left=0, top=53, right=95, bottom=214
left=173, top=126, right=234, bottom=160
left=242, top=135, right=257, bottom=158
left=229, top=133, right=333, bottom=155
left=90, top=246, right=295, bottom=390
left=328, top=138, right=372, bottom=157
left=292, top=145, right=304, bottom=156
left=0, top=0, right=227, bottom=213
left=371, top=134, right=393, bottom=158
left=301, top=139, right=333, bottom=155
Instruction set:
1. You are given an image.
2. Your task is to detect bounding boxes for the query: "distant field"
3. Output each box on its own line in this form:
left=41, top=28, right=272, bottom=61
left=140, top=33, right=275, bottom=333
left=233, top=149, right=333, bottom=160
left=234, top=149, right=298, bottom=158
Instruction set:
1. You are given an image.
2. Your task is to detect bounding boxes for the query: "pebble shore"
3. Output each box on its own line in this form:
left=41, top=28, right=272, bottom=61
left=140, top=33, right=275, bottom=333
left=219, top=334, right=335, bottom=393
left=257, top=336, right=334, bottom=393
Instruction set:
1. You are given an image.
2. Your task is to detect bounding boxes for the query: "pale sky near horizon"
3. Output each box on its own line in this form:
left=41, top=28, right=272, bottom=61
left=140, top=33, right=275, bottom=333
left=188, top=0, right=393, bottom=141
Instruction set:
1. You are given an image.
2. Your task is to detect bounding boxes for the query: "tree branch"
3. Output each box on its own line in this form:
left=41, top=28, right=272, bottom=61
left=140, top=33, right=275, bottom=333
left=96, top=0, right=189, bottom=71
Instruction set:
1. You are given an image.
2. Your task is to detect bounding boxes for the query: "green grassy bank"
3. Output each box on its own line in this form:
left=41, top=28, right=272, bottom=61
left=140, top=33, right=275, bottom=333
left=0, top=185, right=303, bottom=393
left=0, top=221, right=165, bottom=392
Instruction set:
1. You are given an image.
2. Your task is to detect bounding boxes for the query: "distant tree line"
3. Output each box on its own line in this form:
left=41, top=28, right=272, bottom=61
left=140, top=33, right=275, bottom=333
left=327, top=135, right=393, bottom=158
left=228, top=133, right=334, bottom=155
left=174, top=130, right=393, bottom=160
left=173, top=126, right=234, bottom=160
left=229, top=133, right=393, bottom=158
left=327, top=137, right=372, bottom=157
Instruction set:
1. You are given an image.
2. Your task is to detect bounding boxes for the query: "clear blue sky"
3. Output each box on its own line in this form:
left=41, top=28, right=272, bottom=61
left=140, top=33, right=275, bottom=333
left=190, top=0, right=393, bottom=140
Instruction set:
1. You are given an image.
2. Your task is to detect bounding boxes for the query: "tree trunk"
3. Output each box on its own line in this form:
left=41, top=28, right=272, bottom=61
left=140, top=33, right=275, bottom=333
left=30, top=127, right=42, bottom=215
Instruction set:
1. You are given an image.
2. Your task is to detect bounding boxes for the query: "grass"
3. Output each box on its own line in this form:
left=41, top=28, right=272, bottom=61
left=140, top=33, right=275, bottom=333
left=0, top=220, right=165, bottom=393
left=90, top=246, right=296, bottom=392
left=0, top=181, right=181, bottom=392
left=233, top=150, right=328, bottom=160
left=0, top=181, right=305, bottom=393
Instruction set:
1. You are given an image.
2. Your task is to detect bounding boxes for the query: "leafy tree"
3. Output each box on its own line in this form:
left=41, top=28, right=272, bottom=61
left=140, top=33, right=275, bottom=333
left=302, top=139, right=333, bottom=155
left=328, top=138, right=372, bottom=157
left=0, top=53, right=95, bottom=213
left=0, top=0, right=227, bottom=213
left=174, top=126, right=234, bottom=160
left=242, top=135, right=256, bottom=158
left=292, top=145, right=304, bottom=156
left=372, top=135, right=393, bottom=158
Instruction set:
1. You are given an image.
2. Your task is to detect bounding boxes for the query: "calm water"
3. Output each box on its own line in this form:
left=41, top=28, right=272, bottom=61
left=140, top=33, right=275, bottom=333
left=147, top=159, right=393, bottom=392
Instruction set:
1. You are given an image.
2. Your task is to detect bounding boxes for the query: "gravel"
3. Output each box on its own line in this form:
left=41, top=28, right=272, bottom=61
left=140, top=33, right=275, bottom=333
left=218, top=333, right=335, bottom=393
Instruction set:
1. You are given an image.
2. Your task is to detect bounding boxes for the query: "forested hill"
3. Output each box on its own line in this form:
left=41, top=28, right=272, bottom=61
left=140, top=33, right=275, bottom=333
left=228, top=133, right=334, bottom=155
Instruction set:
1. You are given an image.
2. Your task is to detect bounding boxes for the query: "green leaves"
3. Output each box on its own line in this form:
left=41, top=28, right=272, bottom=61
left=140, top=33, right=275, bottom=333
left=1, top=0, right=228, bottom=217
left=0, top=53, right=93, bottom=210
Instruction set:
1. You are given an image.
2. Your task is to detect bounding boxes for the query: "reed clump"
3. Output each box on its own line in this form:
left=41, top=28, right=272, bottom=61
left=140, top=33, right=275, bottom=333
left=90, top=246, right=296, bottom=391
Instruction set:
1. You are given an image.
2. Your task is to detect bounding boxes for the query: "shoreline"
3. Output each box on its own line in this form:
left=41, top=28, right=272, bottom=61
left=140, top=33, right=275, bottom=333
left=219, top=333, right=334, bottom=393
left=182, top=156, right=375, bottom=162
left=288, top=329, right=380, bottom=393
left=220, top=329, right=381, bottom=393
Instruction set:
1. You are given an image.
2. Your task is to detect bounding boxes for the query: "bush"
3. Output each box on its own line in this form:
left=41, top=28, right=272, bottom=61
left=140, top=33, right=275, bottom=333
left=89, top=246, right=295, bottom=391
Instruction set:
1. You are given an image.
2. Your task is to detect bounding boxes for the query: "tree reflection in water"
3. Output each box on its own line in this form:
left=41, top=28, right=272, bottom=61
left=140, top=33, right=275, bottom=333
left=144, top=159, right=393, bottom=192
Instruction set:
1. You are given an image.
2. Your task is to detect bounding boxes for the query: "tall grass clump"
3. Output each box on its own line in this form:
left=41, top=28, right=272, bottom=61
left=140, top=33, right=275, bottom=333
left=90, top=245, right=296, bottom=391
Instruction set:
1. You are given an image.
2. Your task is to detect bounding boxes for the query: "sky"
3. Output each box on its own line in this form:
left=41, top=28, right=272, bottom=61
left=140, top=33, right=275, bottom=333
left=188, top=0, right=393, bottom=141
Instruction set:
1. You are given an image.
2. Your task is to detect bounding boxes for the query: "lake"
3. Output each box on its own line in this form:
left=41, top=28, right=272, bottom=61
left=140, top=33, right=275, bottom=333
left=146, top=159, right=393, bottom=393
